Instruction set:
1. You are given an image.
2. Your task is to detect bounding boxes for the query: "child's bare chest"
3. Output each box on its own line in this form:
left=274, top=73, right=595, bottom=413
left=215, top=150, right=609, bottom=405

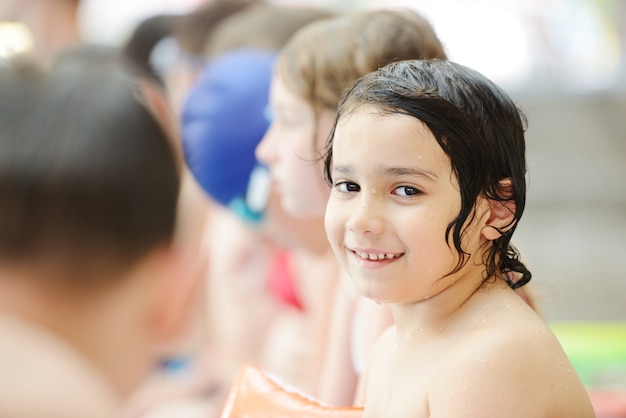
left=363, top=344, right=444, bottom=417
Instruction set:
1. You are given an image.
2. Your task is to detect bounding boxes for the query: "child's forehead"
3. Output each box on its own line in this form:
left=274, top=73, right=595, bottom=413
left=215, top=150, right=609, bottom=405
left=336, top=104, right=434, bottom=139
left=270, top=74, right=310, bottom=108
left=333, top=106, right=449, bottom=165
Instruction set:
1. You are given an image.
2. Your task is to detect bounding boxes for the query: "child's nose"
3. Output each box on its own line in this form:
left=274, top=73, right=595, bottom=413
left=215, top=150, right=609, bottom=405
left=346, top=194, right=385, bottom=235
left=255, top=125, right=277, bottom=165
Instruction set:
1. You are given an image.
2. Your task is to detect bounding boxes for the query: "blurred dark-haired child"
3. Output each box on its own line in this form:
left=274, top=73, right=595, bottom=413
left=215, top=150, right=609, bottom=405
left=0, top=56, right=200, bottom=417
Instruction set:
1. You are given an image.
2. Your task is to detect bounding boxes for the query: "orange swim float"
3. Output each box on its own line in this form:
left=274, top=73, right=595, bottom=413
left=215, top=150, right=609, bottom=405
left=220, top=364, right=364, bottom=418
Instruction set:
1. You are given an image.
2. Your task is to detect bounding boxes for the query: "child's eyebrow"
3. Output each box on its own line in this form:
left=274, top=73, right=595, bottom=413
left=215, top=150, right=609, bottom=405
left=332, top=164, right=438, bottom=181
left=332, top=164, right=351, bottom=174
left=383, top=166, right=438, bottom=181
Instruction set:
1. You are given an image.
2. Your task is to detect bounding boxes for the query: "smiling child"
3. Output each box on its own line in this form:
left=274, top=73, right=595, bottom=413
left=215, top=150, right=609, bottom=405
left=323, top=59, right=595, bottom=417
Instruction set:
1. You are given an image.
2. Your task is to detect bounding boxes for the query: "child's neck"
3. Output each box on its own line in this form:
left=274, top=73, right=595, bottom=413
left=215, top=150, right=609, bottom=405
left=389, top=272, right=509, bottom=340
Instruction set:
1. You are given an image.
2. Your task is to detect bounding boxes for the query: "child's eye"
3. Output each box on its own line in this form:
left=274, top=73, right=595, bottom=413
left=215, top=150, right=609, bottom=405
left=335, top=181, right=360, bottom=193
left=394, top=185, right=421, bottom=197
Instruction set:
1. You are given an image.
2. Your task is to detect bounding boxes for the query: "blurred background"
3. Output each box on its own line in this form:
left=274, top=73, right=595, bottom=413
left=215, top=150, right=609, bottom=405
left=1, top=0, right=624, bottom=321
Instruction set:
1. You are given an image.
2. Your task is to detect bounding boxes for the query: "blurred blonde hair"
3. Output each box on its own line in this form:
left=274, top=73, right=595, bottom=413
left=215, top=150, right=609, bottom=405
left=276, top=8, right=447, bottom=112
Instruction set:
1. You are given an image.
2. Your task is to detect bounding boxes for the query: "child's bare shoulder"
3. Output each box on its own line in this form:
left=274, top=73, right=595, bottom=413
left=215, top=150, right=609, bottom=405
left=0, top=315, right=120, bottom=418
left=429, top=305, right=595, bottom=417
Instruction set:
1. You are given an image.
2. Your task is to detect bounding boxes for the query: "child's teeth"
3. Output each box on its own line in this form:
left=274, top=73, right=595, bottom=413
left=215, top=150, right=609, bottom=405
left=356, top=251, right=398, bottom=260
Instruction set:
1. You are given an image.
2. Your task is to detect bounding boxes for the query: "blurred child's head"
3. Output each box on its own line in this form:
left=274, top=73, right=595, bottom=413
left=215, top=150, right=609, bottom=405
left=150, top=0, right=260, bottom=116
left=324, top=59, right=530, bottom=292
left=181, top=5, right=334, bottom=224
left=275, top=9, right=446, bottom=114
left=121, top=13, right=179, bottom=89
left=256, top=9, right=446, bottom=219
left=203, top=3, right=334, bottom=58
left=0, top=55, right=207, bottom=399
left=182, top=49, right=276, bottom=221
left=0, top=57, right=180, bottom=287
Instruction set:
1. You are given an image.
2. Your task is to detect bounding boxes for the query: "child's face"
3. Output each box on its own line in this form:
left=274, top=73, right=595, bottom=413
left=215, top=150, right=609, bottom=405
left=255, top=74, right=335, bottom=219
left=325, top=106, right=489, bottom=304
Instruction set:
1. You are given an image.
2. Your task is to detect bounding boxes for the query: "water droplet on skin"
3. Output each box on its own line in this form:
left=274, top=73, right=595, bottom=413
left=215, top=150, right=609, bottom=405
left=429, top=213, right=434, bottom=219
left=371, top=188, right=376, bottom=194
left=409, top=327, right=424, bottom=336
left=504, top=304, right=512, bottom=309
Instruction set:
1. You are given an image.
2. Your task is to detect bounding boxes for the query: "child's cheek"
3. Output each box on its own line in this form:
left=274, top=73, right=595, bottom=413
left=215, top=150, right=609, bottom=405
left=324, top=199, right=344, bottom=248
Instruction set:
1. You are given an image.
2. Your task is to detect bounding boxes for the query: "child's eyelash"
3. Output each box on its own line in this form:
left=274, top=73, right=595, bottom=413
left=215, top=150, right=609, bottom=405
left=394, top=185, right=422, bottom=197
left=334, top=180, right=360, bottom=192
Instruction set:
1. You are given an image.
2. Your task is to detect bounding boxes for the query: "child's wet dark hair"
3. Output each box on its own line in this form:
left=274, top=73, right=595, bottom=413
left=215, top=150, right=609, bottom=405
left=324, top=59, right=531, bottom=289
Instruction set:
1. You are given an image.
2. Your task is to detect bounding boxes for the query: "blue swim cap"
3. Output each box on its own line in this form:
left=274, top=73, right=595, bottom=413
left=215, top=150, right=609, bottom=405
left=181, top=49, right=276, bottom=219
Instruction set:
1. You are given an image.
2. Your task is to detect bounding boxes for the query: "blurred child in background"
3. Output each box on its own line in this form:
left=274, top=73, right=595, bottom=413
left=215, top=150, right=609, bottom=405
left=0, top=55, right=199, bottom=417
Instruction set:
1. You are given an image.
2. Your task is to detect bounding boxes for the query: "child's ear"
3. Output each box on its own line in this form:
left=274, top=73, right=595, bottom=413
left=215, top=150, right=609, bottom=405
left=482, top=178, right=516, bottom=241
